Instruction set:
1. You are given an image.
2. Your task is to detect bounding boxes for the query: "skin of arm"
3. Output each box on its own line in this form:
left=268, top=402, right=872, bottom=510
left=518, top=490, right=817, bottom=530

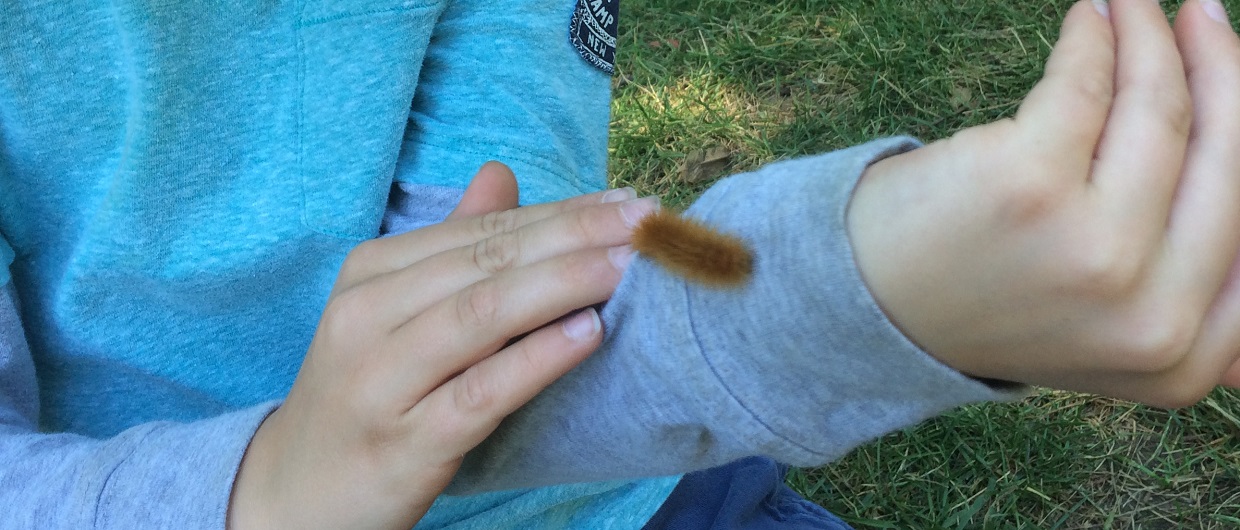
left=847, top=0, right=1240, bottom=406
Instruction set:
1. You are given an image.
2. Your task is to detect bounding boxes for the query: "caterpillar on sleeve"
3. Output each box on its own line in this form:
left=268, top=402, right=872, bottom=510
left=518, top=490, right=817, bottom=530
left=631, top=209, right=754, bottom=288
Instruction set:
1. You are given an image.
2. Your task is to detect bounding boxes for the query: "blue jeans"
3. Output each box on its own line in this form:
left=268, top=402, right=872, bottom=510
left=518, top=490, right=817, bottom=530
left=642, top=457, right=853, bottom=530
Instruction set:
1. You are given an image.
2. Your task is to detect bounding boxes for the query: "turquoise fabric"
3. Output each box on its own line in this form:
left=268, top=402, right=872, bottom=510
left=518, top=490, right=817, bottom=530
left=0, top=0, right=676, bottom=527
left=0, top=238, right=10, bottom=286
left=395, top=0, right=614, bottom=206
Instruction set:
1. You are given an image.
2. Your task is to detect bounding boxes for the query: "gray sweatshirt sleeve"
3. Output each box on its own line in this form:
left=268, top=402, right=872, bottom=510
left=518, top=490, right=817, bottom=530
left=0, top=282, right=277, bottom=529
left=448, top=137, right=1027, bottom=494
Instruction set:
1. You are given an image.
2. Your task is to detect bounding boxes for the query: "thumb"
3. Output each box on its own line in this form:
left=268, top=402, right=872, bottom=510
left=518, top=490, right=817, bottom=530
left=446, top=161, right=520, bottom=220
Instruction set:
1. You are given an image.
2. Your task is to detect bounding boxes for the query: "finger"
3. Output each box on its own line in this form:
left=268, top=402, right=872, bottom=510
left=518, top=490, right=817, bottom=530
left=1014, top=0, right=1116, bottom=170
left=337, top=186, right=638, bottom=289
left=384, top=245, right=630, bottom=401
left=1090, top=238, right=1240, bottom=407
left=1056, top=0, right=1240, bottom=409
left=1176, top=234, right=1240, bottom=396
left=1162, top=0, right=1240, bottom=308
left=1197, top=260, right=1240, bottom=391
left=1142, top=0, right=1240, bottom=397
left=1223, top=359, right=1240, bottom=388
left=356, top=197, right=656, bottom=330
left=1090, top=0, right=1192, bottom=241
left=404, top=308, right=602, bottom=458
left=1049, top=259, right=1240, bottom=407
left=445, top=161, right=520, bottom=221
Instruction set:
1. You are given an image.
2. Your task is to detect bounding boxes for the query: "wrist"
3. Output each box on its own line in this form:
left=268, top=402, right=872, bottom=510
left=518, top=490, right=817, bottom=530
left=227, top=408, right=282, bottom=530
left=846, top=148, right=988, bottom=378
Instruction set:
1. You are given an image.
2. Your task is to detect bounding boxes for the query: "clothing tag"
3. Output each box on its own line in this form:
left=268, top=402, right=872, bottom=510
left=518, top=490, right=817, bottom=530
left=570, top=0, right=618, bottom=75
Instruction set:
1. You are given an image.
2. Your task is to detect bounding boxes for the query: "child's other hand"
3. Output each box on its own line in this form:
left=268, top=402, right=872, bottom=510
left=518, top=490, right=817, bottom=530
left=847, top=0, right=1240, bottom=407
left=227, top=162, right=658, bottom=529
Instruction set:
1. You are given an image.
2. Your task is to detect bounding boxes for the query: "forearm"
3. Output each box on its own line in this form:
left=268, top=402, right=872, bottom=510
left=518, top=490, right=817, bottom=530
left=449, top=137, right=1026, bottom=494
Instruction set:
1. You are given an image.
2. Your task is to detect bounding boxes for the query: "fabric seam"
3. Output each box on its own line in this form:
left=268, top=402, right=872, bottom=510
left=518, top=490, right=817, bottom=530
left=681, top=176, right=828, bottom=460
left=93, top=426, right=159, bottom=528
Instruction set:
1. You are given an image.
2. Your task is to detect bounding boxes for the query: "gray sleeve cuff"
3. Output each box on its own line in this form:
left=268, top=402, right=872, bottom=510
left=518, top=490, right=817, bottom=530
left=449, top=138, right=1025, bottom=494
left=90, top=403, right=278, bottom=529
left=2, top=280, right=279, bottom=529
left=0, top=401, right=277, bottom=529
left=672, top=136, right=1026, bottom=466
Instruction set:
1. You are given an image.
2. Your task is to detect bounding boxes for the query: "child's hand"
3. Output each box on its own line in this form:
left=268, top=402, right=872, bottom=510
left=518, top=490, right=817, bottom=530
left=227, top=162, right=658, bottom=529
left=847, top=0, right=1240, bottom=407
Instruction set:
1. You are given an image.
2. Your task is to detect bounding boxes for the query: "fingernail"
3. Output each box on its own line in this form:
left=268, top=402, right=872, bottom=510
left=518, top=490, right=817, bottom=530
left=1092, top=0, right=1110, bottom=18
left=602, top=187, right=637, bottom=203
left=1202, top=0, right=1229, bottom=23
left=620, top=196, right=660, bottom=228
left=609, top=244, right=635, bottom=271
left=563, top=308, right=600, bottom=341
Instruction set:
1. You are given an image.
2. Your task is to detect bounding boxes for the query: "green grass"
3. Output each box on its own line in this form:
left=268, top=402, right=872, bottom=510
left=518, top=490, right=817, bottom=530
left=608, top=1, right=1240, bottom=527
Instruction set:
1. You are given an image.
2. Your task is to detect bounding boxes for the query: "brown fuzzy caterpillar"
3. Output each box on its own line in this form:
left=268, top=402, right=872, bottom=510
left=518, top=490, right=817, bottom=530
left=631, top=209, right=754, bottom=288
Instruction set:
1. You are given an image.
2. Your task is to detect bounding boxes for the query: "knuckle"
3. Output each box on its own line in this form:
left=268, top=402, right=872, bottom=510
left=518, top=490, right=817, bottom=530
left=477, top=210, right=520, bottom=238
left=1162, top=93, right=1194, bottom=139
left=321, top=287, right=374, bottom=338
left=568, top=208, right=603, bottom=244
left=455, top=282, right=501, bottom=328
left=997, top=180, right=1062, bottom=224
left=455, top=370, right=499, bottom=415
left=510, top=343, right=548, bottom=380
left=1116, top=308, right=1199, bottom=374
left=1144, top=84, right=1194, bottom=138
left=340, top=239, right=383, bottom=279
left=985, top=156, right=1072, bottom=226
left=470, top=232, right=521, bottom=274
left=1072, top=74, right=1113, bottom=112
left=1059, top=234, right=1145, bottom=298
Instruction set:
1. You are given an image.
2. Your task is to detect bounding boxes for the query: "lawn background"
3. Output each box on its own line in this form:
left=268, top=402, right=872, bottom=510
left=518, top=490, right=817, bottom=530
left=607, top=1, right=1240, bottom=528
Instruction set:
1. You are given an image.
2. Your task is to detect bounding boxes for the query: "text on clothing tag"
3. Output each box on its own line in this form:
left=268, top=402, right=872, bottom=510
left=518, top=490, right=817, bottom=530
left=570, top=0, right=618, bottom=75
